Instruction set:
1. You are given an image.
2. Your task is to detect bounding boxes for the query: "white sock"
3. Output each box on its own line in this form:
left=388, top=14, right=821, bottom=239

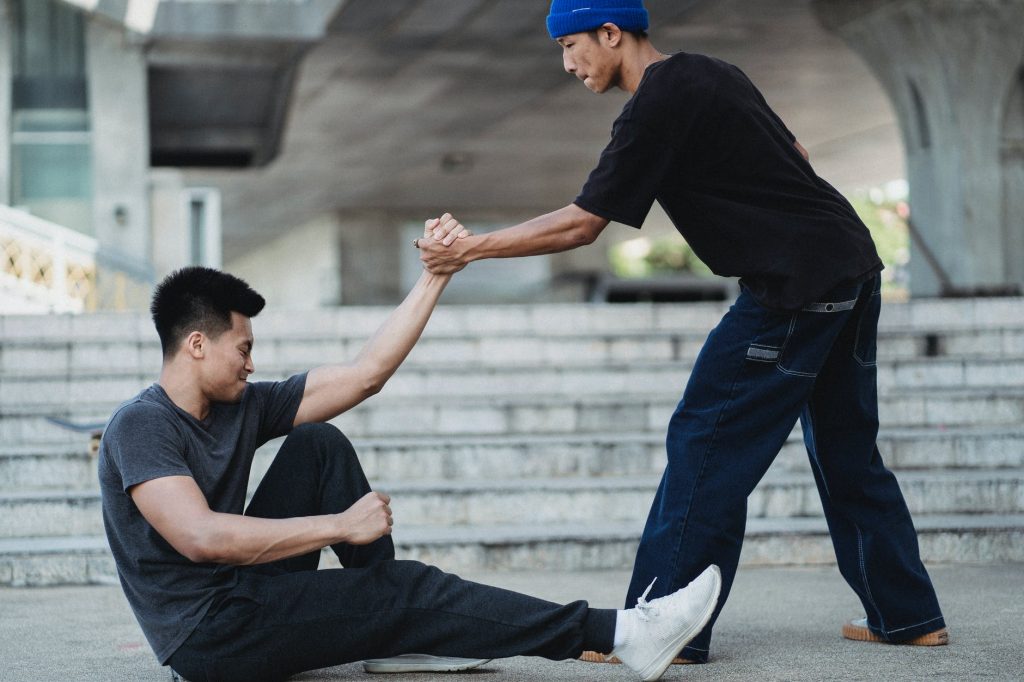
left=612, top=609, right=629, bottom=648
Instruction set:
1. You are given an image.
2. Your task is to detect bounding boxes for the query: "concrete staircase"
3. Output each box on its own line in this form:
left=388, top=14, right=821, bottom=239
left=1, top=298, right=1023, bottom=585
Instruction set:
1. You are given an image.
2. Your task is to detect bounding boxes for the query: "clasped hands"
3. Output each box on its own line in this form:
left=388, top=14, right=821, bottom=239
left=415, top=212, right=473, bottom=275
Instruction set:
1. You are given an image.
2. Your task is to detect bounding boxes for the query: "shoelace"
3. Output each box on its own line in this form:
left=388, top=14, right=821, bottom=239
left=634, top=577, right=659, bottom=622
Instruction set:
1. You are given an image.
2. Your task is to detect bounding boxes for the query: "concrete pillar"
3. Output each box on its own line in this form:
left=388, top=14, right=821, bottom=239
left=149, top=168, right=188, bottom=281
left=815, top=0, right=1024, bottom=297
left=85, top=19, right=150, bottom=274
left=0, top=1, right=12, bottom=206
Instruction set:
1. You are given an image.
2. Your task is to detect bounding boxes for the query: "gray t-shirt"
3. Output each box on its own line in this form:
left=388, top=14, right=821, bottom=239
left=98, top=373, right=307, bottom=663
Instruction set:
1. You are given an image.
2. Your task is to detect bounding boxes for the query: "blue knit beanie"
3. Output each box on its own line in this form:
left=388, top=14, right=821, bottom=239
left=546, top=0, right=649, bottom=40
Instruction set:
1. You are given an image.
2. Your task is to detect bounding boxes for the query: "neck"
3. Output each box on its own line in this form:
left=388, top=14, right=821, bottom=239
left=159, top=363, right=210, bottom=421
left=619, top=40, right=668, bottom=94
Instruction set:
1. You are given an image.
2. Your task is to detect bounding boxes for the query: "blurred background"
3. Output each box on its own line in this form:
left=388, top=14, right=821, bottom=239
left=1, top=0, right=1023, bottom=602
left=1, top=0, right=1021, bottom=312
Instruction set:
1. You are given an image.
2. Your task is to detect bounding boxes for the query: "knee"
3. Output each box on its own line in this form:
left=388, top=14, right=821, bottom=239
left=286, top=423, right=359, bottom=463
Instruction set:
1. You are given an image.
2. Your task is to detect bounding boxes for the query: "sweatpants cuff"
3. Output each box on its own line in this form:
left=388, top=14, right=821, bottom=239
left=582, top=608, right=617, bottom=654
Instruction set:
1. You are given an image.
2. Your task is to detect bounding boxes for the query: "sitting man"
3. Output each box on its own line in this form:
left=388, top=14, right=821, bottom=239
left=98, top=215, right=721, bottom=682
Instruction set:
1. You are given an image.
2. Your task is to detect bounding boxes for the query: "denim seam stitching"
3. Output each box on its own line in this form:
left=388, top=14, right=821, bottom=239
left=852, top=289, right=879, bottom=367
left=856, top=524, right=884, bottom=631
left=802, top=405, right=830, bottom=499
left=883, top=615, right=944, bottom=635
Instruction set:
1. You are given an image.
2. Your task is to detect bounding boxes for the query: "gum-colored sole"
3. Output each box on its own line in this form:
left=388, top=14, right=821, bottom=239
left=842, top=622, right=949, bottom=646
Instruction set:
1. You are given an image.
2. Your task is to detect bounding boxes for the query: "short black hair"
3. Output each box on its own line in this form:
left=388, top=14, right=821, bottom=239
left=150, top=266, right=265, bottom=359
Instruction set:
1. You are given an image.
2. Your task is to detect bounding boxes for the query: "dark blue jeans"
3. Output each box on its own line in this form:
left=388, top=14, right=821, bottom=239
left=626, top=275, right=944, bottom=662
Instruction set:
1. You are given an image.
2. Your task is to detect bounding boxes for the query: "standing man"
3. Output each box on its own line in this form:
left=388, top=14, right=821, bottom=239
left=98, top=215, right=723, bottom=682
left=417, top=0, right=947, bottom=664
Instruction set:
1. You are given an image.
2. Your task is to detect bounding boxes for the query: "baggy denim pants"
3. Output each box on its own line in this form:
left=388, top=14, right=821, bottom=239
left=626, top=275, right=945, bottom=662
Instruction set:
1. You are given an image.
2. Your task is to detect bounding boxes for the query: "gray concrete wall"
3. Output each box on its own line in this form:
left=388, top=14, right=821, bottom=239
left=0, top=2, right=12, bottom=206
left=85, top=19, right=150, bottom=273
left=816, top=0, right=1024, bottom=297
left=226, top=213, right=343, bottom=309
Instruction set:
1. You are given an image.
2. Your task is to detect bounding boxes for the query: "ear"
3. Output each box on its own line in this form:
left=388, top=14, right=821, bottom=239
left=185, top=331, right=205, bottom=359
left=599, top=22, right=623, bottom=47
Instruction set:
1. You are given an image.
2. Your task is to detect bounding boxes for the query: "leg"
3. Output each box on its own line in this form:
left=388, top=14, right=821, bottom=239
left=801, top=276, right=945, bottom=641
left=626, top=280, right=866, bottom=662
left=244, top=422, right=393, bottom=572
left=166, top=560, right=617, bottom=682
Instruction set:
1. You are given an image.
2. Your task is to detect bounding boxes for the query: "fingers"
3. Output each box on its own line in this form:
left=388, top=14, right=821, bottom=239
left=431, top=213, right=466, bottom=246
left=423, top=217, right=440, bottom=239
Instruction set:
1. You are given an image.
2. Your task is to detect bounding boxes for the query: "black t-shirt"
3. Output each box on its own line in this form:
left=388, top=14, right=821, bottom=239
left=98, top=374, right=306, bottom=663
left=575, top=52, right=882, bottom=310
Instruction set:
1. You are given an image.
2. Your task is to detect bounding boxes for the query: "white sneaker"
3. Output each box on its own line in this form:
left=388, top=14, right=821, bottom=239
left=611, top=565, right=722, bottom=681
left=362, top=654, right=491, bottom=673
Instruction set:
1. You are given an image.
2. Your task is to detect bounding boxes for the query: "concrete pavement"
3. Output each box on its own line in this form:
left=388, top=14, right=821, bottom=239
left=1, top=563, right=1020, bottom=681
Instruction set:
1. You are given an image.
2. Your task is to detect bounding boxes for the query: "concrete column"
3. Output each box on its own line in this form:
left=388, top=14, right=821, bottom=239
left=85, top=19, right=150, bottom=273
left=148, top=168, right=188, bottom=281
left=0, top=1, right=12, bottom=206
left=815, top=0, right=1024, bottom=297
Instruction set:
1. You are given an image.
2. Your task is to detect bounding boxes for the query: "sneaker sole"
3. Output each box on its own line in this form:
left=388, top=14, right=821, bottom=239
left=362, top=658, right=491, bottom=673
left=842, top=622, right=948, bottom=646
left=638, top=567, right=722, bottom=681
left=579, top=651, right=693, bottom=665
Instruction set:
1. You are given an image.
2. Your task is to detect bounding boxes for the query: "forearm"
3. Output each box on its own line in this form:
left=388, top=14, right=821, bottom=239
left=353, top=269, right=450, bottom=389
left=418, top=204, right=607, bottom=274
left=198, top=512, right=342, bottom=565
left=466, top=206, right=599, bottom=261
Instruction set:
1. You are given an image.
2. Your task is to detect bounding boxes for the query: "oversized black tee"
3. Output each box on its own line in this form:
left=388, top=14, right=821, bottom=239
left=98, top=374, right=306, bottom=663
left=575, top=52, right=882, bottom=310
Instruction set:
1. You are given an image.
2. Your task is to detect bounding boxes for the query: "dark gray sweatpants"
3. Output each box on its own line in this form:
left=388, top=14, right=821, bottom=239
left=166, top=423, right=616, bottom=682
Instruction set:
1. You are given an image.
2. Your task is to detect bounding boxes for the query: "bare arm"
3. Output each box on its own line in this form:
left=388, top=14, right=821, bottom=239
left=794, top=140, right=809, bottom=161
left=417, top=203, right=609, bottom=275
left=130, top=476, right=391, bottom=565
left=293, top=268, right=450, bottom=425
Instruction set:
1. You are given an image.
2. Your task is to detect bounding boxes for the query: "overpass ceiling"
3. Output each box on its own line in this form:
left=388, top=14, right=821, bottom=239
left=186, top=0, right=903, bottom=259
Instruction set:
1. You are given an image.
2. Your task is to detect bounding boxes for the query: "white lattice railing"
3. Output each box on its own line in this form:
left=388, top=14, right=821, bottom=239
left=0, top=204, right=99, bottom=313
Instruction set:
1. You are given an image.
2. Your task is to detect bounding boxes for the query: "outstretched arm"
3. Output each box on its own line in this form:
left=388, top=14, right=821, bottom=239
left=292, top=215, right=468, bottom=425
left=416, top=203, right=609, bottom=275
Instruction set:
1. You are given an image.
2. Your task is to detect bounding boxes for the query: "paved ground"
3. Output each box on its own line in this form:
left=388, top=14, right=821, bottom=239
left=1, top=563, right=1020, bottom=681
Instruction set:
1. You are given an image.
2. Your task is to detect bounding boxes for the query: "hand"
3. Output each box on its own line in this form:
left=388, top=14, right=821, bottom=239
left=419, top=237, right=471, bottom=274
left=337, top=491, right=393, bottom=545
left=423, top=213, right=471, bottom=247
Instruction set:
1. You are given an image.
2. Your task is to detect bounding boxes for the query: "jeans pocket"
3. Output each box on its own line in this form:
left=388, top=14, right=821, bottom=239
left=747, top=299, right=857, bottom=378
left=852, top=283, right=882, bottom=366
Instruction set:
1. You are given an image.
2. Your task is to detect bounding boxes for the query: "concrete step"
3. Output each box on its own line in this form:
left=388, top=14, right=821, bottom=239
left=3, top=513, right=1022, bottom=586
left=4, top=325, right=1024, bottom=378
left=4, top=425, right=1024, bottom=491
left=5, top=468, right=1023, bottom=538
left=3, top=356, right=1024, bottom=413
left=2, top=297, right=1022, bottom=343
left=6, top=387, right=1024, bottom=448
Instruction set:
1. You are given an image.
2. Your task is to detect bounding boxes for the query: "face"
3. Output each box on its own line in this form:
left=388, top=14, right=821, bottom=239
left=198, top=312, right=255, bottom=403
left=557, top=28, right=620, bottom=93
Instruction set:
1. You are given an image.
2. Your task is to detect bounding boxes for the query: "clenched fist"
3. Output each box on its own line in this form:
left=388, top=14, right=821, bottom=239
left=337, top=491, right=393, bottom=545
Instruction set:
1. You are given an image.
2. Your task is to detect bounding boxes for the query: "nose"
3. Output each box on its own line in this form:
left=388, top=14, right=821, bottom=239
left=562, top=50, right=576, bottom=75
left=245, top=355, right=255, bottom=374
